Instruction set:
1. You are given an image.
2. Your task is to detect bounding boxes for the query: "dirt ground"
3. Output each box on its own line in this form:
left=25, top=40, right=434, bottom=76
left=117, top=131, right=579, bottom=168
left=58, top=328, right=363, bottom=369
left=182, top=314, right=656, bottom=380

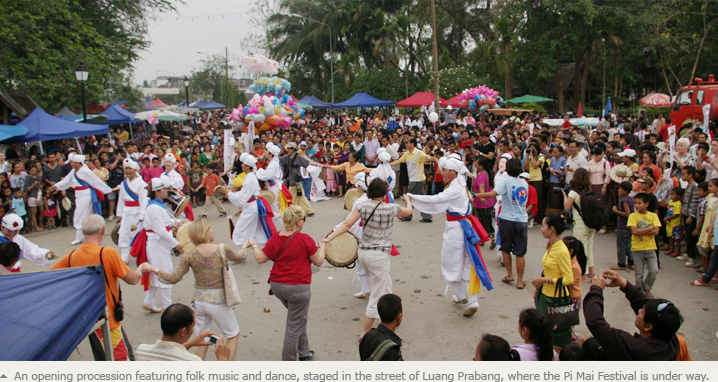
left=17, top=196, right=718, bottom=361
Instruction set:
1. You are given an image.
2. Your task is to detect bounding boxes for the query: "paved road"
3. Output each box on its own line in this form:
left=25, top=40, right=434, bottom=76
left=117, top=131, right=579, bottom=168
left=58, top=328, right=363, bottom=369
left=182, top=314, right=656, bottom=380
left=18, top=196, right=718, bottom=360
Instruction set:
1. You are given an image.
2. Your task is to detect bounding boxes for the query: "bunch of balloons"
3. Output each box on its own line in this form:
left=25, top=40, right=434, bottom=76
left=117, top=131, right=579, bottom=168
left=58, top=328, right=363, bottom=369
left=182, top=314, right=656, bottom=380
left=248, top=76, right=291, bottom=97
left=457, top=85, right=503, bottom=111
left=230, top=91, right=306, bottom=131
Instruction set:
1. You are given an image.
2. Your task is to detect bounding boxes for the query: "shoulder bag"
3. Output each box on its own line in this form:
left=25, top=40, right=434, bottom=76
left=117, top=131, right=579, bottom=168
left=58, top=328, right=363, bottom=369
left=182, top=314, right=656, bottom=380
left=71, top=248, right=125, bottom=322
left=268, top=231, right=299, bottom=295
left=218, top=243, right=241, bottom=307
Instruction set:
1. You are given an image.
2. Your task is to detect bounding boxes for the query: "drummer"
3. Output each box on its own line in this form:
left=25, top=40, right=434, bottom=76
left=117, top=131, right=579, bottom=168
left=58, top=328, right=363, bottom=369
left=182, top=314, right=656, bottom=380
left=256, top=142, right=283, bottom=228
left=335, top=173, right=371, bottom=298
left=227, top=154, right=277, bottom=249
left=142, top=176, right=184, bottom=313
left=324, top=179, right=413, bottom=338
left=116, top=158, right=148, bottom=264
left=163, top=153, right=194, bottom=220
left=370, top=149, right=397, bottom=202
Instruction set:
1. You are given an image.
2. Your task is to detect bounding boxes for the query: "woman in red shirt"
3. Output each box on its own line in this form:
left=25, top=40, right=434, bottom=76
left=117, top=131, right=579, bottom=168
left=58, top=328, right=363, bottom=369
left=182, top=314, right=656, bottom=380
left=243, top=206, right=326, bottom=361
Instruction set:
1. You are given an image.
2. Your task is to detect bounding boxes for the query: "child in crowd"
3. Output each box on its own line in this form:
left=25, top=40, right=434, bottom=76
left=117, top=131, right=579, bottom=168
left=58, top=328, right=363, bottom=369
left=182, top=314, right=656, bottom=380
left=42, top=183, right=58, bottom=230
left=324, top=156, right=338, bottom=196
left=149, top=157, right=164, bottom=180
left=519, top=172, right=538, bottom=228
left=664, top=187, right=684, bottom=257
left=679, top=166, right=699, bottom=267
left=140, top=157, right=152, bottom=183
left=473, top=334, right=511, bottom=361
left=187, top=160, right=205, bottom=206
left=627, top=193, right=662, bottom=296
left=612, top=181, right=635, bottom=270
left=510, top=308, right=557, bottom=361
left=198, top=164, right=227, bottom=218
left=691, top=180, right=718, bottom=287
left=432, top=148, right=445, bottom=194
left=11, top=188, right=28, bottom=233
left=696, top=179, right=718, bottom=273
left=691, top=182, right=709, bottom=268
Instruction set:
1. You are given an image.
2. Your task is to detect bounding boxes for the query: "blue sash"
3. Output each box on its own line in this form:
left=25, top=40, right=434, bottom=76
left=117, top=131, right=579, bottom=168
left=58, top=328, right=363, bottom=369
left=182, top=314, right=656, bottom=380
left=74, top=172, right=102, bottom=215
left=130, top=199, right=166, bottom=247
left=446, top=203, right=494, bottom=291
left=123, top=180, right=139, bottom=201
left=250, top=196, right=274, bottom=240
left=267, top=180, right=277, bottom=186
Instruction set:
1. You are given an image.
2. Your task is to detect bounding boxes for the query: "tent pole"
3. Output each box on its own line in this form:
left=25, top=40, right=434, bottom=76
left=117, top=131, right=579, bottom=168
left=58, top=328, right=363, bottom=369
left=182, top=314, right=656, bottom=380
left=76, top=138, right=83, bottom=154
left=39, top=141, right=44, bottom=155
left=101, top=308, right=114, bottom=361
left=129, top=122, right=134, bottom=143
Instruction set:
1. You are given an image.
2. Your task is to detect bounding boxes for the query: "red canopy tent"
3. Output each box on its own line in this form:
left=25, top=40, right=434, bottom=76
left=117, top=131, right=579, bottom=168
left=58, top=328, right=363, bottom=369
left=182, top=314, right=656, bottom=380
left=396, top=92, right=448, bottom=108
left=447, top=94, right=463, bottom=108
left=146, top=98, right=170, bottom=109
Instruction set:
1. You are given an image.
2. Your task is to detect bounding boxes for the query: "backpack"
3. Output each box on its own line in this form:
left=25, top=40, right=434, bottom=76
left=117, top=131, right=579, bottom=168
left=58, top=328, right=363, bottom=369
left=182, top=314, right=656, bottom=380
left=573, top=190, right=609, bottom=230
left=368, top=339, right=399, bottom=361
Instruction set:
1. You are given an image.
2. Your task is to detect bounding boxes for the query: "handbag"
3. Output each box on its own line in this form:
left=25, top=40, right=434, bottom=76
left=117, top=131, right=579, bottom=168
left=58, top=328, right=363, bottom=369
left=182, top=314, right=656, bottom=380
left=535, top=277, right=579, bottom=331
left=268, top=231, right=299, bottom=295
left=218, top=243, right=241, bottom=307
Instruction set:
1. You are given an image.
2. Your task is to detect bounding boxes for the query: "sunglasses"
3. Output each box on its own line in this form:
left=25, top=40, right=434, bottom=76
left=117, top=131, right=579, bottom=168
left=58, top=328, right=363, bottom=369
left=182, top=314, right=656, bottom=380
left=656, top=302, right=672, bottom=317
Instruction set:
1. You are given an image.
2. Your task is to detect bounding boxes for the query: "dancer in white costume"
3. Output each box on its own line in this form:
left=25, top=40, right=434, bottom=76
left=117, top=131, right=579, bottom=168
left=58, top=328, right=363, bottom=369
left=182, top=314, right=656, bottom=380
left=116, top=158, right=148, bottom=263
left=228, top=154, right=276, bottom=247
left=406, top=154, right=489, bottom=317
left=369, top=149, right=396, bottom=201
left=143, top=176, right=183, bottom=312
left=256, top=143, right=284, bottom=228
left=334, top=173, right=371, bottom=298
left=0, top=213, right=56, bottom=272
left=52, top=154, right=112, bottom=245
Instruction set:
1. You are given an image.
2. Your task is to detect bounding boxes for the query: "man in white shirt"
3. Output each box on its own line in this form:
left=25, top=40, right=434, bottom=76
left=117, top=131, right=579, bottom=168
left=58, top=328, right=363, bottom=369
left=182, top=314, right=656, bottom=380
left=565, top=140, right=589, bottom=184
left=135, top=303, right=230, bottom=361
left=364, top=133, right=381, bottom=167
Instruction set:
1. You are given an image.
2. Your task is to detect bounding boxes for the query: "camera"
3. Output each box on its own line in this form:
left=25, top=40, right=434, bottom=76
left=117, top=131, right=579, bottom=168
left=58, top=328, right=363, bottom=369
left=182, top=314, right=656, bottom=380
left=205, top=335, right=219, bottom=345
left=553, top=184, right=572, bottom=194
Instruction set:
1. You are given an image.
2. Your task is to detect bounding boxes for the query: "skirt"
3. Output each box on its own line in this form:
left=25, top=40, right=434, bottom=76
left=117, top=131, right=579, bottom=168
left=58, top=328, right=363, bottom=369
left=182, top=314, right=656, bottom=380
left=44, top=207, right=58, bottom=217
left=473, top=207, right=495, bottom=236
left=336, top=171, right=346, bottom=189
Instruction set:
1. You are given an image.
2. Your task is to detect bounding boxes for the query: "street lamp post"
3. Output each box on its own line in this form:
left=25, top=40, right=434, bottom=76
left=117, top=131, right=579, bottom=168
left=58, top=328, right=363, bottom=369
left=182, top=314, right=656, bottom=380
left=74, top=63, right=89, bottom=122
left=288, top=14, right=334, bottom=104
left=184, top=77, right=190, bottom=107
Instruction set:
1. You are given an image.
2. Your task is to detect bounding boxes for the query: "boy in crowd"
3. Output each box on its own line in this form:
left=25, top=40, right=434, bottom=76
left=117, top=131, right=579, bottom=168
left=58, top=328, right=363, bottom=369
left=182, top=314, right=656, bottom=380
left=11, top=189, right=28, bottom=233
left=678, top=166, right=699, bottom=267
left=627, top=193, right=662, bottom=297
left=612, top=181, right=634, bottom=270
left=187, top=160, right=205, bottom=207
left=197, top=164, right=226, bottom=218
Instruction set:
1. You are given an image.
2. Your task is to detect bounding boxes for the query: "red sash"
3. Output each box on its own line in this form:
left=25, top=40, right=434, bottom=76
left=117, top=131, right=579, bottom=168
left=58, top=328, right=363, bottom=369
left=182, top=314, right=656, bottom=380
left=125, top=201, right=139, bottom=207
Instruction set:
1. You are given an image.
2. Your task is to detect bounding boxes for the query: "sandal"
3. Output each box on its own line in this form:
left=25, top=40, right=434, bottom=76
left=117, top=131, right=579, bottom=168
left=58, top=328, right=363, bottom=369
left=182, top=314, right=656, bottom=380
left=489, top=239, right=496, bottom=250
left=501, top=276, right=514, bottom=284
left=516, top=282, right=525, bottom=290
left=691, top=279, right=711, bottom=286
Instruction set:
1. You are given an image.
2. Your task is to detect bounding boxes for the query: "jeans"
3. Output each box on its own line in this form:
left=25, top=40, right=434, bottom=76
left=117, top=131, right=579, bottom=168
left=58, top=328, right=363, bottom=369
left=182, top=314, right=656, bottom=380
left=684, top=216, right=698, bottom=259
left=633, top=250, right=658, bottom=292
left=616, top=229, right=634, bottom=267
left=302, top=178, right=312, bottom=199
left=700, top=246, right=718, bottom=284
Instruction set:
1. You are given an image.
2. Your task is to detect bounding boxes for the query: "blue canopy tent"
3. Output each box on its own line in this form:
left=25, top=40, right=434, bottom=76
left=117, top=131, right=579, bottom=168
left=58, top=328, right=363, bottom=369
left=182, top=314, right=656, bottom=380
left=55, top=107, right=77, bottom=117
left=0, top=125, right=29, bottom=142
left=330, top=93, right=395, bottom=108
left=190, top=100, right=207, bottom=108
left=100, top=104, right=141, bottom=141
left=1, top=108, right=110, bottom=154
left=0, top=266, right=108, bottom=360
left=200, top=100, right=228, bottom=109
left=298, top=95, right=330, bottom=109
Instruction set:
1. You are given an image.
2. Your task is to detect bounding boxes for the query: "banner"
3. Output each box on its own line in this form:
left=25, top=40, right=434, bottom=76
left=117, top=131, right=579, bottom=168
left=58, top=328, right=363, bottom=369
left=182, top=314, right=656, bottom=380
left=223, top=129, right=233, bottom=173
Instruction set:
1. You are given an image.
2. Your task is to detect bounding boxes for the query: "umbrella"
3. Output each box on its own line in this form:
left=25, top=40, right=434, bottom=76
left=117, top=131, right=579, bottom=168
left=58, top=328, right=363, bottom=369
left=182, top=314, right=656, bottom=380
left=605, top=97, right=613, bottom=113
left=639, top=93, right=672, bottom=108
left=0, top=125, right=29, bottom=142
left=134, top=110, right=189, bottom=122
left=504, top=95, right=554, bottom=103
left=609, top=164, right=632, bottom=183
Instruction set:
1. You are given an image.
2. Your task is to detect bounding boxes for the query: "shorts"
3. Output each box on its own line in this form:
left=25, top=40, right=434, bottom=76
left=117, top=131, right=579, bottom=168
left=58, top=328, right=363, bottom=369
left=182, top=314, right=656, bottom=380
left=191, top=300, right=240, bottom=338
left=498, top=218, right=528, bottom=256
left=670, top=225, right=683, bottom=240
left=27, top=197, right=40, bottom=207
left=106, top=191, right=117, bottom=201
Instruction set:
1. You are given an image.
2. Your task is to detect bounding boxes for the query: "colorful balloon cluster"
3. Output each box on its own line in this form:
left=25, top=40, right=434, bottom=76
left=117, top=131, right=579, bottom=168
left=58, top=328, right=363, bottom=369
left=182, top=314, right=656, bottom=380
left=231, top=91, right=306, bottom=130
left=248, top=76, right=291, bottom=97
left=457, top=85, right=503, bottom=111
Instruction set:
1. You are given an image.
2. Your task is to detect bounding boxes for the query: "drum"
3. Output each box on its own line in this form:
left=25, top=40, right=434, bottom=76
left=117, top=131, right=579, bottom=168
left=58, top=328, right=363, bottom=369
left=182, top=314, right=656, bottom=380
left=325, top=231, right=358, bottom=268
left=110, top=221, right=121, bottom=245
left=344, top=187, right=362, bottom=210
left=61, top=197, right=72, bottom=212
left=259, top=190, right=275, bottom=206
left=171, top=221, right=195, bottom=256
left=213, top=178, right=227, bottom=199
left=165, top=189, right=190, bottom=217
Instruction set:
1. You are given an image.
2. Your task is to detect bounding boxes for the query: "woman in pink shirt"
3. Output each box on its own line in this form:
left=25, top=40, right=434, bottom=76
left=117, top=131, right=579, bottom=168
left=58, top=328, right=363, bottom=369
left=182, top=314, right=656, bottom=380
left=472, top=157, right=495, bottom=242
left=587, top=147, right=611, bottom=234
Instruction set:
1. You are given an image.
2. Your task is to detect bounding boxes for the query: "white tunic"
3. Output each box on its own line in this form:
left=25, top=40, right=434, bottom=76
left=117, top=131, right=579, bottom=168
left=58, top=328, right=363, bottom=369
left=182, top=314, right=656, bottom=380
left=408, top=178, right=472, bottom=283
left=256, top=158, right=282, bottom=218
left=116, top=177, right=149, bottom=248
left=228, top=171, right=268, bottom=247
left=0, top=232, right=52, bottom=271
left=54, top=165, right=112, bottom=230
left=164, top=169, right=185, bottom=190
left=369, top=163, right=397, bottom=191
left=144, top=201, right=181, bottom=289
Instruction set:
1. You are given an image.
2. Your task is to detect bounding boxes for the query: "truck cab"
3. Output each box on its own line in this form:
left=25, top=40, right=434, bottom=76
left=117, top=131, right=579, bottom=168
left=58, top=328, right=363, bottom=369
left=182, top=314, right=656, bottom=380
left=669, top=74, right=717, bottom=127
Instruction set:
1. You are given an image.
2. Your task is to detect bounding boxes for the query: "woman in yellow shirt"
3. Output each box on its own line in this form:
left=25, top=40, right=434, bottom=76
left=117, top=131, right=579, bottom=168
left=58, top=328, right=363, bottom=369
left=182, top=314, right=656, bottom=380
left=523, top=141, right=546, bottom=222
left=325, top=152, right=371, bottom=186
left=532, top=213, right=574, bottom=347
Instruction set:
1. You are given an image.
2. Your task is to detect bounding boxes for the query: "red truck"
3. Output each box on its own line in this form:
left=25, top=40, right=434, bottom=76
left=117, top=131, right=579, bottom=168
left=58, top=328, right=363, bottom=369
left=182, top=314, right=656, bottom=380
left=670, top=74, right=717, bottom=127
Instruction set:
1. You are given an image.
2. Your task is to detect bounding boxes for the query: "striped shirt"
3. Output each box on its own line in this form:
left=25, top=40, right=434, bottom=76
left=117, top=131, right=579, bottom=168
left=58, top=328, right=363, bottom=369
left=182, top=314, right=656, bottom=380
left=135, top=340, right=203, bottom=361
left=357, top=201, right=400, bottom=248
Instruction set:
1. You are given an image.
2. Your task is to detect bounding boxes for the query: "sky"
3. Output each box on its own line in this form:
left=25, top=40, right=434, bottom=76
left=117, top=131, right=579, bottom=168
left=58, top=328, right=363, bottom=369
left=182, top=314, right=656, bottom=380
left=132, top=0, right=270, bottom=86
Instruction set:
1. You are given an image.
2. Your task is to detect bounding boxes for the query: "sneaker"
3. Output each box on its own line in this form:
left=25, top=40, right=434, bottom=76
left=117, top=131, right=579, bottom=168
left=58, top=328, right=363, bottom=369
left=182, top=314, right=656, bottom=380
left=462, top=305, right=479, bottom=317
left=676, top=254, right=689, bottom=261
left=598, top=227, right=607, bottom=235
left=528, top=220, right=534, bottom=228
left=686, top=259, right=697, bottom=267
left=70, top=239, right=83, bottom=246
left=107, top=214, right=115, bottom=221
left=353, top=291, right=370, bottom=299
left=198, top=214, right=207, bottom=218
left=142, top=304, right=162, bottom=313
left=299, top=350, right=314, bottom=361
left=219, top=212, right=227, bottom=217
left=452, top=296, right=468, bottom=304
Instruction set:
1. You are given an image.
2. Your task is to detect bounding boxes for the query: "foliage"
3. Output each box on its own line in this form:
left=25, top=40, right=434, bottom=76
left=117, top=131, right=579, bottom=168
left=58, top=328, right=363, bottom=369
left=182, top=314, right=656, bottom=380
left=351, top=67, right=408, bottom=102
left=0, top=0, right=179, bottom=113
left=511, top=102, right=546, bottom=114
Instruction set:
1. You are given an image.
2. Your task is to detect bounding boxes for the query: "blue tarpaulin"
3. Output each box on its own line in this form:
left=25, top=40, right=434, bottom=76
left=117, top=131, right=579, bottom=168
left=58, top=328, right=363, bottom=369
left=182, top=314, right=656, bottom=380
left=298, top=95, right=330, bottom=109
left=1, top=108, right=110, bottom=144
left=200, top=101, right=227, bottom=109
left=0, top=125, right=28, bottom=142
left=100, top=104, right=140, bottom=124
left=330, top=93, right=394, bottom=108
left=0, top=266, right=107, bottom=360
